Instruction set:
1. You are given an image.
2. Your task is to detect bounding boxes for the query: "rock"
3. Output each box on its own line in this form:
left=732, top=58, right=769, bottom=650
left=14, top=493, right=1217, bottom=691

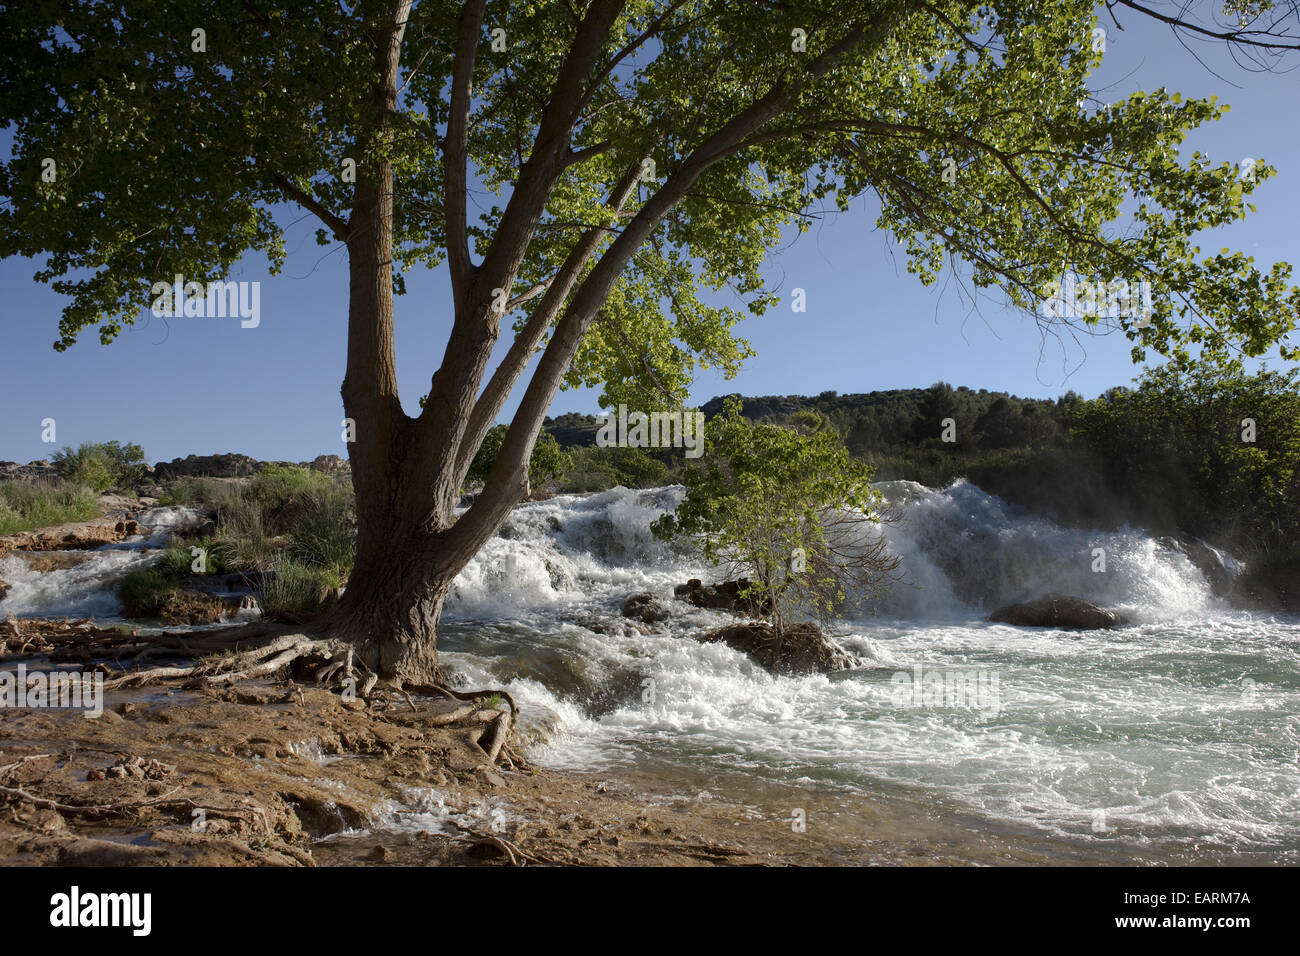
left=1156, top=534, right=1234, bottom=598
left=989, top=593, right=1128, bottom=630
left=11, top=552, right=91, bottom=573
left=56, top=838, right=169, bottom=866
left=674, top=578, right=771, bottom=616
left=119, top=583, right=228, bottom=625
left=152, top=453, right=260, bottom=481
left=0, top=460, right=60, bottom=483
left=697, top=620, right=857, bottom=674
left=0, top=579, right=8, bottom=602
left=113, top=518, right=140, bottom=536
left=622, top=592, right=669, bottom=624
left=478, top=767, right=507, bottom=789
left=302, top=454, right=350, bottom=476
left=0, top=516, right=133, bottom=555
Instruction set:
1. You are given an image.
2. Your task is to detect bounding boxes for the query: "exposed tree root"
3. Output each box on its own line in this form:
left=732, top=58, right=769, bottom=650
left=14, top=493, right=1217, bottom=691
left=85, top=626, right=522, bottom=768
left=403, top=681, right=519, bottom=766
left=0, top=782, right=184, bottom=817
left=104, top=630, right=345, bottom=689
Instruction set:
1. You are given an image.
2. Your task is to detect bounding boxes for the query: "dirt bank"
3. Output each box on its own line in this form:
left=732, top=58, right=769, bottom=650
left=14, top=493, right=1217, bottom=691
left=0, top=646, right=832, bottom=867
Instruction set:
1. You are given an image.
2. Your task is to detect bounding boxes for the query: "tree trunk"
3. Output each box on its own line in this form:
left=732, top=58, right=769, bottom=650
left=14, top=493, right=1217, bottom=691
left=321, top=501, right=453, bottom=685
left=314, top=8, right=468, bottom=684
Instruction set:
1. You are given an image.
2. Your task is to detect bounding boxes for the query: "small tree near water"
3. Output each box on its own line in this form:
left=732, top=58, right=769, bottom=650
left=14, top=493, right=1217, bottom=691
left=652, top=399, right=899, bottom=662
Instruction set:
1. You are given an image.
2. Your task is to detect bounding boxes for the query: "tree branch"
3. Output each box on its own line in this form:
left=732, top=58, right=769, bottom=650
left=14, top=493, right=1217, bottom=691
left=452, top=151, right=650, bottom=491
left=273, top=174, right=350, bottom=241
left=1117, top=0, right=1300, bottom=52
left=449, top=4, right=914, bottom=553
left=444, top=0, right=488, bottom=306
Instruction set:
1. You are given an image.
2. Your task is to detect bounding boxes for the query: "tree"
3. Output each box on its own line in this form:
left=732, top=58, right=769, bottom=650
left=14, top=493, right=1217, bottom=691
left=652, top=398, right=899, bottom=654
left=1071, top=361, right=1300, bottom=550
left=4, top=0, right=1300, bottom=681
left=465, top=424, right=570, bottom=491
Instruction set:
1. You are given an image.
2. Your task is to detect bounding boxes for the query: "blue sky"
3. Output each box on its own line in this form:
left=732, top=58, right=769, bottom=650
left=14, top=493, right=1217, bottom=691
left=2, top=10, right=1297, bottom=464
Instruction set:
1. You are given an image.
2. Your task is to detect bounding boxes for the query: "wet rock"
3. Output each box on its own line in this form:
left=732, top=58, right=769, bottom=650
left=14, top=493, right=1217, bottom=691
left=106, top=756, right=175, bottom=780
left=478, top=767, right=507, bottom=788
left=112, top=518, right=140, bottom=536
left=989, top=593, right=1128, bottom=630
left=696, top=620, right=857, bottom=675
left=56, top=838, right=169, bottom=866
left=1156, top=534, right=1234, bottom=598
left=674, top=578, right=771, bottom=616
left=120, top=585, right=228, bottom=625
left=0, top=579, right=8, bottom=602
left=544, top=557, right=574, bottom=591
left=12, top=552, right=91, bottom=573
left=574, top=616, right=646, bottom=638
left=622, top=592, right=669, bottom=624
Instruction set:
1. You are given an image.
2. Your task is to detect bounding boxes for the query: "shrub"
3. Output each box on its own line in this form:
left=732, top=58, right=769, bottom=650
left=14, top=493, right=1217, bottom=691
left=250, top=463, right=334, bottom=510
left=51, top=441, right=147, bottom=492
left=0, top=480, right=101, bottom=535
left=261, top=557, right=342, bottom=622
left=464, top=425, right=572, bottom=492
left=117, top=567, right=178, bottom=618
left=286, top=482, right=356, bottom=576
left=558, top=445, right=672, bottom=492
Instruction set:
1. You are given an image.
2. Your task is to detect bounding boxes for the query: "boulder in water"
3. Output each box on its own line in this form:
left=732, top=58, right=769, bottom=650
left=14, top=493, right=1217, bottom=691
left=0, top=578, right=9, bottom=602
left=697, top=620, right=856, bottom=674
left=989, top=593, right=1128, bottom=630
left=622, top=592, right=669, bottom=625
left=1156, top=534, right=1234, bottom=598
left=674, top=578, right=771, bottom=616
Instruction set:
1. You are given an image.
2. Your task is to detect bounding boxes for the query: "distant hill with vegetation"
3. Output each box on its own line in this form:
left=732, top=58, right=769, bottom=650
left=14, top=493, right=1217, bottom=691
left=542, top=366, right=1300, bottom=609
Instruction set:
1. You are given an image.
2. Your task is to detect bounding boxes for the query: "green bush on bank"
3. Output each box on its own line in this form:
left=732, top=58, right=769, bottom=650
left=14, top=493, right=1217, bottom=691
left=120, top=465, right=355, bottom=623
left=261, top=557, right=343, bottom=621
left=0, top=480, right=101, bottom=535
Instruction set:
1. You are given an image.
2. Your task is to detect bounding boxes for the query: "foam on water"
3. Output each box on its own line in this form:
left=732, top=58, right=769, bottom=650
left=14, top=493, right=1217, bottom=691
left=0, top=507, right=203, bottom=619
left=435, top=482, right=1300, bottom=858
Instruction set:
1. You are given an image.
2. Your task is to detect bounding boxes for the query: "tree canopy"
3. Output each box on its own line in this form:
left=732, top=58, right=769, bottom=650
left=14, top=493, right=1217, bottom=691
left=6, top=0, right=1300, bottom=678
left=4, top=0, right=1298, bottom=381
